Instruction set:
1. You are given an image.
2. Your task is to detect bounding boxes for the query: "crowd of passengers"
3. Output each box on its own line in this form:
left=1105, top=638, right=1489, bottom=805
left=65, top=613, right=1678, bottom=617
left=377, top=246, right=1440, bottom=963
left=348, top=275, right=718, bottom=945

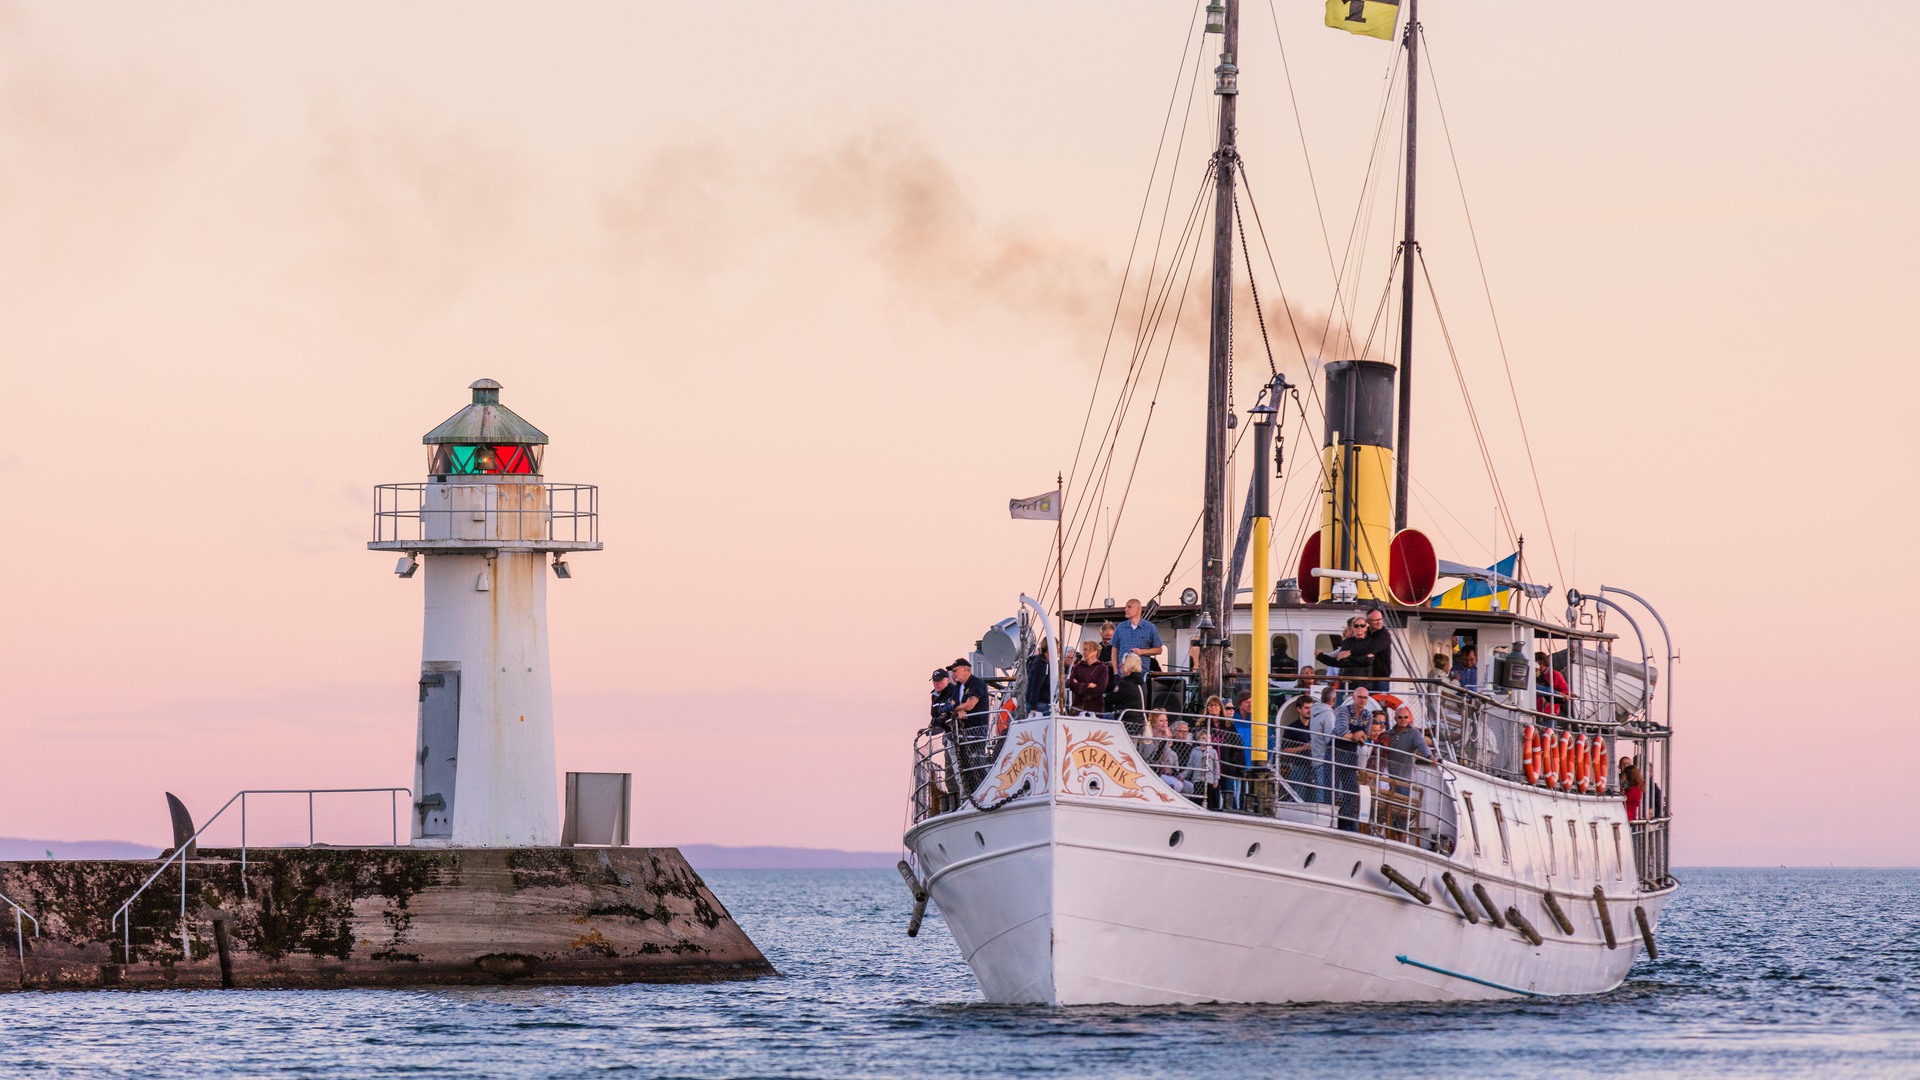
left=925, top=598, right=1652, bottom=831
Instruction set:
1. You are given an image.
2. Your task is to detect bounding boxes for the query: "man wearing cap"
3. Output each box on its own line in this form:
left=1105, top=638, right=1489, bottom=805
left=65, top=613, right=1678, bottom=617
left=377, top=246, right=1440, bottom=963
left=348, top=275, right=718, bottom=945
left=949, top=658, right=992, bottom=789
left=928, top=668, right=958, bottom=731
left=925, top=668, right=960, bottom=813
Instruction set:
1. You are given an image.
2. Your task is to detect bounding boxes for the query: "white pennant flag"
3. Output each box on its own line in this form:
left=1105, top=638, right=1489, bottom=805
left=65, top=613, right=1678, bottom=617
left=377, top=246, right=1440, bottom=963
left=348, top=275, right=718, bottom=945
left=1009, top=490, right=1062, bottom=521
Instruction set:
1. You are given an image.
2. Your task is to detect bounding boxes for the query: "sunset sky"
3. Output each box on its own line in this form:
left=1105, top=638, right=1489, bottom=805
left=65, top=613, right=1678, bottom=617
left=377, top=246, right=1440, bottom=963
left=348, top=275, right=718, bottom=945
left=2, top=2, right=1914, bottom=866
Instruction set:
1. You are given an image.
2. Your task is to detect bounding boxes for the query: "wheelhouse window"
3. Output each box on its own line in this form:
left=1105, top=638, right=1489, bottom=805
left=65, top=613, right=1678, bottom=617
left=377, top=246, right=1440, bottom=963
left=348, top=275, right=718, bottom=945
left=1271, top=633, right=1300, bottom=675
left=429, top=444, right=544, bottom=477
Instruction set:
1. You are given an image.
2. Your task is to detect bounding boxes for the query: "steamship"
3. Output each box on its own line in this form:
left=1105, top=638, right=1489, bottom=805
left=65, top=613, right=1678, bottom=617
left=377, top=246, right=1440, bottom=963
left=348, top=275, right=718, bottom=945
left=899, top=0, right=1677, bottom=1005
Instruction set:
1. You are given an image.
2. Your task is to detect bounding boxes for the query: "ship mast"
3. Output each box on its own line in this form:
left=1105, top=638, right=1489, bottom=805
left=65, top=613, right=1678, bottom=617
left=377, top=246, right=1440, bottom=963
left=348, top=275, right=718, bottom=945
left=1392, top=0, right=1419, bottom=532
left=1199, top=0, right=1241, bottom=702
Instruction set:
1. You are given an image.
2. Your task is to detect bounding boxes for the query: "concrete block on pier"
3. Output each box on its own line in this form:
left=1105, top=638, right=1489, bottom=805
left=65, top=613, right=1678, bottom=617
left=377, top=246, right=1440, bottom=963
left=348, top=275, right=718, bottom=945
left=0, top=846, right=774, bottom=992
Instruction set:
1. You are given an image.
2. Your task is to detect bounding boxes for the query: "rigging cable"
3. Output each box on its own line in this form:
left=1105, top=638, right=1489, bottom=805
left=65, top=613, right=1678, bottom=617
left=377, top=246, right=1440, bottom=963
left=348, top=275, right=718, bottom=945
left=1054, top=163, right=1219, bottom=608
left=1317, top=47, right=1405, bottom=362
left=1046, top=0, right=1210, bottom=604
left=1232, top=185, right=1279, bottom=380
left=1420, top=27, right=1567, bottom=589
left=1264, top=0, right=1360, bottom=358
left=1048, top=84, right=1214, bottom=603
left=1073, top=176, right=1220, bottom=610
left=1417, top=248, right=1519, bottom=546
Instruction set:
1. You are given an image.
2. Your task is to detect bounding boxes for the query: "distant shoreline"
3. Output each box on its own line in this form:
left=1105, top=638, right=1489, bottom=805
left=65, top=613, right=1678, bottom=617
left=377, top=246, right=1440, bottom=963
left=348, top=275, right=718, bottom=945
left=0, top=837, right=895, bottom=870
left=3, top=838, right=1908, bottom=870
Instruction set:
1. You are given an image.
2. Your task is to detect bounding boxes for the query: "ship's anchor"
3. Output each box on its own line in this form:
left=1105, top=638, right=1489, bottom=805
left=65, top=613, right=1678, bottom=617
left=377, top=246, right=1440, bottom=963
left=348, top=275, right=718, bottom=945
left=897, top=861, right=930, bottom=937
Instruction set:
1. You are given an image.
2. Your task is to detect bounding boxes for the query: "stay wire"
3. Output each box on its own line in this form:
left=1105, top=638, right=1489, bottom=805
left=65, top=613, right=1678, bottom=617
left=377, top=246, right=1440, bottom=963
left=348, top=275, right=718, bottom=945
left=1047, top=0, right=1209, bottom=603
left=1417, top=248, right=1519, bottom=544
left=1232, top=184, right=1279, bottom=380
left=1044, top=156, right=1215, bottom=604
left=1420, top=28, right=1567, bottom=589
left=1052, top=85, right=1214, bottom=599
left=1052, top=163, right=1218, bottom=607
left=1264, top=0, right=1359, bottom=358
left=1317, top=47, right=1404, bottom=363
left=1074, top=185, right=1219, bottom=611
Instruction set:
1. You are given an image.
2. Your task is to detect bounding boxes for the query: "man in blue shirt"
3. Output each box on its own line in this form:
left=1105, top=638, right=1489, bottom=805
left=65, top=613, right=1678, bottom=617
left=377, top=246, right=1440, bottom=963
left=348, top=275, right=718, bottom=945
left=1110, top=598, right=1163, bottom=671
left=1455, top=646, right=1479, bottom=690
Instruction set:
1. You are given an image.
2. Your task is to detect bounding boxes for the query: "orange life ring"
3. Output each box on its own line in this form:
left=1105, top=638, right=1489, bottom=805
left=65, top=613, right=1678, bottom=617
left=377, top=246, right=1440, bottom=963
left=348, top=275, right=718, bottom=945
left=1523, top=726, right=1543, bottom=784
left=1559, top=731, right=1577, bottom=791
left=1540, top=727, right=1558, bottom=788
left=1575, top=735, right=1593, bottom=794
left=1592, top=737, right=1610, bottom=792
left=996, top=699, right=1016, bottom=737
left=1376, top=693, right=1403, bottom=711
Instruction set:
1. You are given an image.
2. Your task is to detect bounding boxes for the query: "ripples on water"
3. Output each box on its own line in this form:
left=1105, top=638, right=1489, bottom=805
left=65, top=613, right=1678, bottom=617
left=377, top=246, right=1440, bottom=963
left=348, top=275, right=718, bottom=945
left=0, top=868, right=1914, bottom=1078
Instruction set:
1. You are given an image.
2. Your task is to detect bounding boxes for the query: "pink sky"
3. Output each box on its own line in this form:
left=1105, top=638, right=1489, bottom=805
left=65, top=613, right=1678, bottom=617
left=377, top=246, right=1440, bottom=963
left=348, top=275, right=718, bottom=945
left=1, top=2, right=1914, bottom=865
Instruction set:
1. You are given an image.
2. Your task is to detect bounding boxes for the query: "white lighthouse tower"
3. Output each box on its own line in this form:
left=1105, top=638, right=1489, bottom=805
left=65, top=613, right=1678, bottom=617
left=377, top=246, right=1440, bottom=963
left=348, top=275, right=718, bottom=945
left=370, top=379, right=601, bottom=847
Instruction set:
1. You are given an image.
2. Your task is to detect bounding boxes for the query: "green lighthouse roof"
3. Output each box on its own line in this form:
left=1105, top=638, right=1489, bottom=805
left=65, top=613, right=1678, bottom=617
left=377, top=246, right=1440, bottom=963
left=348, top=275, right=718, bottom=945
left=422, top=378, right=549, bottom=445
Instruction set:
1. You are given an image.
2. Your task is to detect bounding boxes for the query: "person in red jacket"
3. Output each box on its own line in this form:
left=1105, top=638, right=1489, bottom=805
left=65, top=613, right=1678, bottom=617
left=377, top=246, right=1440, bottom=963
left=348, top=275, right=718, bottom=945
left=1534, top=650, right=1570, bottom=716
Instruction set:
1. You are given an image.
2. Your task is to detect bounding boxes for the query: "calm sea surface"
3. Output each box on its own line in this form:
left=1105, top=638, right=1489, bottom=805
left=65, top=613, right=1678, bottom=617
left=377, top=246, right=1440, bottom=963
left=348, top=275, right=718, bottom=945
left=0, top=867, right=1914, bottom=1078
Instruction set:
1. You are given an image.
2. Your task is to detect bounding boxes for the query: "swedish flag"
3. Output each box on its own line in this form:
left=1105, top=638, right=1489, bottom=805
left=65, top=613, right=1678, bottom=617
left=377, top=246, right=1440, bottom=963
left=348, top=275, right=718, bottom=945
left=1324, top=0, right=1399, bottom=41
left=1429, top=553, right=1520, bottom=611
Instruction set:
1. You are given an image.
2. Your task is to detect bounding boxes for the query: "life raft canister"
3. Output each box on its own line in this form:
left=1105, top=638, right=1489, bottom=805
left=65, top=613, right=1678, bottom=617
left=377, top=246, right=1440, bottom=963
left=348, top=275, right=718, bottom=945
left=1523, top=726, right=1543, bottom=784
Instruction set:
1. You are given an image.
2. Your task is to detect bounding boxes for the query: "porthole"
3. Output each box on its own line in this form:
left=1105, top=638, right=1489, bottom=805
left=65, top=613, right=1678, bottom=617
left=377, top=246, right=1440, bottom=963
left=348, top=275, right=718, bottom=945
left=974, top=831, right=985, bottom=849
left=1351, top=861, right=1363, bottom=878
left=1169, top=830, right=1185, bottom=848
left=1303, top=852, right=1316, bottom=868
left=1246, top=843, right=1261, bottom=858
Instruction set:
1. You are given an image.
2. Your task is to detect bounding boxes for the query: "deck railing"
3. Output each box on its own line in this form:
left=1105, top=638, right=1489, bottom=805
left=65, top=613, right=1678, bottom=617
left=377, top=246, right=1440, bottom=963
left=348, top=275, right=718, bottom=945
left=909, top=676, right=1673, bottom=887
left=909, top=710, right=1461, bottom=857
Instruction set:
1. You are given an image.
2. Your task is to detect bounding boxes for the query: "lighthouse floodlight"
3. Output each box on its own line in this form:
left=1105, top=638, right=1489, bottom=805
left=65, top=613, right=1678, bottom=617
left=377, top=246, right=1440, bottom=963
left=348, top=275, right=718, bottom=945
left=395, top=553, right=419, bottom=578
left=551, top=554, right=571, bottom=580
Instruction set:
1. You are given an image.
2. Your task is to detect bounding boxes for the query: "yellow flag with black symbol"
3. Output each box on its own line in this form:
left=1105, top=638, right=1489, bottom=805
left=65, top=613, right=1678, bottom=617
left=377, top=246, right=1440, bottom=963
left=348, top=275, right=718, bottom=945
left=1324, top=0, right=1399, bottom=41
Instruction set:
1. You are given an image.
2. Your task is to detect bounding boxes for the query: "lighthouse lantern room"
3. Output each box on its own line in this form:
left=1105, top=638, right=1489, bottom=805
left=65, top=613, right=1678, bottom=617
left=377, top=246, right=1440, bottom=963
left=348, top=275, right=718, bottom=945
left=370, top=379, right=601, bottom=847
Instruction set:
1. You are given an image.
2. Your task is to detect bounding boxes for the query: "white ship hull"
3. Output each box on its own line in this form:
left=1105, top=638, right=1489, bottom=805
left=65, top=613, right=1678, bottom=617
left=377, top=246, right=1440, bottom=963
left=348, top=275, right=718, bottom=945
left=905, top=713, right=1673, bottom=1006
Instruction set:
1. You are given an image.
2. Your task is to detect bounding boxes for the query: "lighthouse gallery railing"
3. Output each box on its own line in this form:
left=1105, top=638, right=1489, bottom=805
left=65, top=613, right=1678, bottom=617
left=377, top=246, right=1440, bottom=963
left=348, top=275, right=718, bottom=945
left=371, top=481, right=599, bottom=548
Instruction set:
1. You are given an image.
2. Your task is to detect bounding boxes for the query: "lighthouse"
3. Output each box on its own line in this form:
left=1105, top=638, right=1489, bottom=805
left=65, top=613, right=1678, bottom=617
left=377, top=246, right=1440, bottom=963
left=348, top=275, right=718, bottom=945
left=370, top=379, right=601, bottom=847
left=0, top=379, right=772, bottom=992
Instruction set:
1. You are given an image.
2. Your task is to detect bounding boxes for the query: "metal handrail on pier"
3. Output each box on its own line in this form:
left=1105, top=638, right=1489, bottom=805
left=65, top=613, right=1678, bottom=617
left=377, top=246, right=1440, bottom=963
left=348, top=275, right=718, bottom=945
left=1, top=890, right=39, bottom=975
left=109, top=787, right=411, bottom=964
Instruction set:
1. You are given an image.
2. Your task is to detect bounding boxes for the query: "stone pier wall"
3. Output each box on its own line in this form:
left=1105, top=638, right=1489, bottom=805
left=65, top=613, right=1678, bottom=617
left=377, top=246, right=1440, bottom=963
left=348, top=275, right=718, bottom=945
left=0, top=846, right=775, bottom=991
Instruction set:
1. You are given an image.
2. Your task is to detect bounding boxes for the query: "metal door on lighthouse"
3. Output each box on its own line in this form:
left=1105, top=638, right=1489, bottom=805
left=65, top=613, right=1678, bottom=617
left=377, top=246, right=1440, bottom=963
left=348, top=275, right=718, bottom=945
left=417, top=669, right=460, bottom=837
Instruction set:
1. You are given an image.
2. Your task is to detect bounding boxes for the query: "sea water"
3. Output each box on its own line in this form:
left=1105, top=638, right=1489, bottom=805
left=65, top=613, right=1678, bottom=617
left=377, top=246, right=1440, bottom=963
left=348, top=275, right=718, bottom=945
left=0, top=867, right=1913, bottom=1078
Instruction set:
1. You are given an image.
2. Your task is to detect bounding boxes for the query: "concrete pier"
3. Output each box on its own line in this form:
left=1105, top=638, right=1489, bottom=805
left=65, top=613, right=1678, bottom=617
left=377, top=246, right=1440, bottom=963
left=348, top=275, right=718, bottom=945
left=0, top=846, right=774, bottom=991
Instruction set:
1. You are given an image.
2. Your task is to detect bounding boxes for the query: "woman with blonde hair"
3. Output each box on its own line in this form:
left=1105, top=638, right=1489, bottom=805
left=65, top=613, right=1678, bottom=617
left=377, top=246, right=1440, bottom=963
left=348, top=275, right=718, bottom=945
left=1110, top=651, right=1149, bottom=736
left=1139, top=710, right=1184, bottom=791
